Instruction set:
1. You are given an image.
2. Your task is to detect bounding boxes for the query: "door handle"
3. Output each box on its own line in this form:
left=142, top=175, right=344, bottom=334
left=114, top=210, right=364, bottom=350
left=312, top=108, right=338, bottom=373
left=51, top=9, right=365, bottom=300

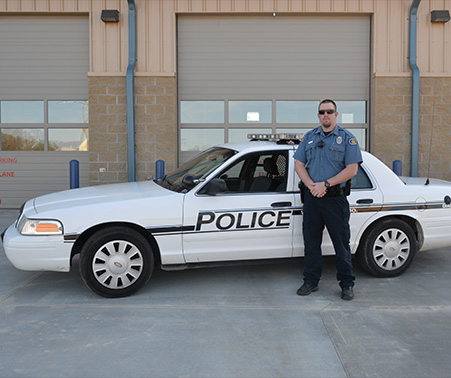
left=271, top=201, right=292, bottom=207
left=356, top=198, right=374, bottom=204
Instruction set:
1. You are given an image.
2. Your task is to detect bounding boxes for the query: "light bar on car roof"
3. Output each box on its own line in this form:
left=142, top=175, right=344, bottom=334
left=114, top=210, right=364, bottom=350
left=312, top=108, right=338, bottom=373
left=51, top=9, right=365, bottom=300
left=247, top=133, right=304, bottom=142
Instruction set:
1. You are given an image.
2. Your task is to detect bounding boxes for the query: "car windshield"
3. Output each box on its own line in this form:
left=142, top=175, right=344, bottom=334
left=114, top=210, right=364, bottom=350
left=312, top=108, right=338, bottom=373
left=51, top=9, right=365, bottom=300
left=157, top=147, right=237, bottom=192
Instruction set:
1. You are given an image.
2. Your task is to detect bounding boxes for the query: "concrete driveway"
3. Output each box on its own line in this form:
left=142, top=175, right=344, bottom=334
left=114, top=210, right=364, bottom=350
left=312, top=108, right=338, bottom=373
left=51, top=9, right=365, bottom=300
left=1, top=209, right=451, bottom=378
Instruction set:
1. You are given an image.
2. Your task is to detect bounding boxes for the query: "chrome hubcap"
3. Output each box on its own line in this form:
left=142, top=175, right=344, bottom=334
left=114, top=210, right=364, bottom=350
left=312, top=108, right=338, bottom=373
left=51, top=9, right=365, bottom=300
left=92, top=240, right=144, bottom=289
left=372, top=228, right=410, bottom=270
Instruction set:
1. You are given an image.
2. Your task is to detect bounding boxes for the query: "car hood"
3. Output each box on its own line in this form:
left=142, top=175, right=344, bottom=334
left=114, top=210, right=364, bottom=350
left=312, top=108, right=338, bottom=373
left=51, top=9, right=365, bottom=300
left=33, top=180, right=172, bottom=215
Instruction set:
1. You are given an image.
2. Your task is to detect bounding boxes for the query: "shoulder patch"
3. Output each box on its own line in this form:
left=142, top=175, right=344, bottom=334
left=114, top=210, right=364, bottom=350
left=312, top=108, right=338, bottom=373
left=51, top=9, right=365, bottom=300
left=349, top=138, right=357, bottom=146
left=300, top=136, right=305, bottom=142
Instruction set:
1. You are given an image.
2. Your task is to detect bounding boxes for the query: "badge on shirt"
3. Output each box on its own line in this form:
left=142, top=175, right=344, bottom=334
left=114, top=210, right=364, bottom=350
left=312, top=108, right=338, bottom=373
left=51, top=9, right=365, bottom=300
left=336, top=136, right=343, bottom=145
left=349, top=138, right=357, bottom=146
left=300, top=136, right=305, bottom=142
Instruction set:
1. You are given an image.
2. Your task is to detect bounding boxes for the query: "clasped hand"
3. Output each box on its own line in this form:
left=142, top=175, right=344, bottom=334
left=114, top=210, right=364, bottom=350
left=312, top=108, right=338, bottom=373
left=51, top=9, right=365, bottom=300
left=310, top=182, right=327, bottom=198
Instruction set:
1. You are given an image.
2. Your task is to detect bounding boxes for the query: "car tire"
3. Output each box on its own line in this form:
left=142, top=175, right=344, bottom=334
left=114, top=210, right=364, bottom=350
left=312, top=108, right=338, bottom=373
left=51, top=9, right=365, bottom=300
left=79, top=226, right=154, bottom=298
left=357, top=218, right=417, bottom=277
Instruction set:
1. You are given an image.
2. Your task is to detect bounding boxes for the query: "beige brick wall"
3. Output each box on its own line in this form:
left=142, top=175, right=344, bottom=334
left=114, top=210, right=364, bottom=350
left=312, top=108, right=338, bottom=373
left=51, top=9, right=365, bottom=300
left=418, top=78, right=451, bottom=181
left=372, top=77, right=451, bottom=181
left=135, top=77, right=177, bottom=181
left=88, top=76, right=177, bottom=185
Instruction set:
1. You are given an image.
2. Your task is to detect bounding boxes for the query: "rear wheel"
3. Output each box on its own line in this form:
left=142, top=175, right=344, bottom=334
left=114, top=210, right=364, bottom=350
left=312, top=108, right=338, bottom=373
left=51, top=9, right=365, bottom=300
left=79, top=226, right=154, bottom=297
left=358, top=218, right=417, bottom=277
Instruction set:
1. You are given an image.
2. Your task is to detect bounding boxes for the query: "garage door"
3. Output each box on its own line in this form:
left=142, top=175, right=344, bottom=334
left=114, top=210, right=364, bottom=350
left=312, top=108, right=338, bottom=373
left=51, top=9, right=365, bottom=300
left=178, top=15, right=370, bottom=163
left=0, top=16, right=89, bottom=209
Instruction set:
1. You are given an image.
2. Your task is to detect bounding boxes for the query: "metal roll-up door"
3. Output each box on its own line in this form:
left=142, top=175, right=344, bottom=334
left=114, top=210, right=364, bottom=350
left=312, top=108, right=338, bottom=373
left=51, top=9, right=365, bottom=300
left=0, top=16, right=89, bottom=209
left=178, top=15, right=370, bottom=100
left=177, top=15, right=370, bottom=163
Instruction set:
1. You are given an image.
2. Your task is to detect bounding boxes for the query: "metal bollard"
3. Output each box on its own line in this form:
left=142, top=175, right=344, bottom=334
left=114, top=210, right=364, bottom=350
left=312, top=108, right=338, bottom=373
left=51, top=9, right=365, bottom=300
left=70, top=160, right=80, bottom=189
left=393, top=160, right=402, bottom=176
left=155, top=160, right=165, bottom=180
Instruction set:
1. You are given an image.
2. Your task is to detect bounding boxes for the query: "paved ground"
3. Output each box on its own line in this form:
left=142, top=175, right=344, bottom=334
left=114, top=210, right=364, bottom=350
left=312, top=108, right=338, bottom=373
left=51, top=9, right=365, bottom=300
left=1, top=208, right=451, bottom=378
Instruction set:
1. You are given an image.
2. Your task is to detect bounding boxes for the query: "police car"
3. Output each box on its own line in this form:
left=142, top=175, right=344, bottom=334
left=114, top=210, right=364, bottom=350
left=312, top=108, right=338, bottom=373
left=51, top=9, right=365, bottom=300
left=2, top=134, right=451, bottom=297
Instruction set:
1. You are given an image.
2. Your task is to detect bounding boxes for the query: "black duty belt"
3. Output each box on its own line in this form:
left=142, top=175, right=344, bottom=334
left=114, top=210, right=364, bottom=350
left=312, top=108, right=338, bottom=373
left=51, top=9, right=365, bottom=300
left=324, top=185, right=346, bottom=197
left=299, top=180, right=351, bottom=202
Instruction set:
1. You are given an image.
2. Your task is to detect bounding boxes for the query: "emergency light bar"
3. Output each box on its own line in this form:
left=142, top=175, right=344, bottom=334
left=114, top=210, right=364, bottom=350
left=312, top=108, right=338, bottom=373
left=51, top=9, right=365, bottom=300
left=247, top=133, right=304, bottom=144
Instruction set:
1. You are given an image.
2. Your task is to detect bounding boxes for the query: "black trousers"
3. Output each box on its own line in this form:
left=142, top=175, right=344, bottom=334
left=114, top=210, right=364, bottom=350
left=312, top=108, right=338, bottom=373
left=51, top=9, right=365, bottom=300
left=302, top=191, right=355, bottom=288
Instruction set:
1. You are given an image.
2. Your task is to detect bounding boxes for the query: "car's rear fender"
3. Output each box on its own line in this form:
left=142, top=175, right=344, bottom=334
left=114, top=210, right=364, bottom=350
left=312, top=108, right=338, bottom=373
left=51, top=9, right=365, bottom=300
left=353, top=214, right=423, bottom=254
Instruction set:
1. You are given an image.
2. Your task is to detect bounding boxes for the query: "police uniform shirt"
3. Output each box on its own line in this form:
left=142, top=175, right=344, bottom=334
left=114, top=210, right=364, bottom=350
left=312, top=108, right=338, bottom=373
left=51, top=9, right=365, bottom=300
left=293, top=125, right=363, bottom=183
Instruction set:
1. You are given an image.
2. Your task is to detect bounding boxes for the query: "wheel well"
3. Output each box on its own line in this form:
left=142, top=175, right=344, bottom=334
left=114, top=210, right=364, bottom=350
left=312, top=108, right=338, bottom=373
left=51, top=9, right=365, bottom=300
left=69, top=222, right=162, bottom=267
left=357, top=215, right=423, bottom=252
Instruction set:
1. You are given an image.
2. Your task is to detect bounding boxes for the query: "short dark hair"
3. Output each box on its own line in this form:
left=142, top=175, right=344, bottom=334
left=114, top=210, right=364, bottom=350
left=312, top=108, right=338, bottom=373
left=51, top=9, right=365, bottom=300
left=318, top=99, right=337, bottom=112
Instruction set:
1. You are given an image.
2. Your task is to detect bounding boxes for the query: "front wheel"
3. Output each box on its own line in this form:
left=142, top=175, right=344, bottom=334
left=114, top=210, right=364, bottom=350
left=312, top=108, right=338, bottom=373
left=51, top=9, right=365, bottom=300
left=79, top=226, right=154, bottom=297
left=357, top=218, right=417, bottom=277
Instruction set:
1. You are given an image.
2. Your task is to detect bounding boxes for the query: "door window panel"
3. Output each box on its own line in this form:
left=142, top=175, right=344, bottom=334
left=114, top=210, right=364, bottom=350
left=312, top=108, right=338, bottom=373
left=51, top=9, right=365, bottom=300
left=336, top=101, right=366, bottom=123
left=181, top=129, right=224, bottom=152
left=180, top=101, right=224, bottom=124
left=1, top=101, right=44, bottom=123
left=276, top=101, right=319, bottom=123
left=48, top=128, right=89, bottom=151
left=48, top=101, right=89, bottom=123
left=0, top=128, right=45, bottom=151
left=229, top=101, right=272, bottom=123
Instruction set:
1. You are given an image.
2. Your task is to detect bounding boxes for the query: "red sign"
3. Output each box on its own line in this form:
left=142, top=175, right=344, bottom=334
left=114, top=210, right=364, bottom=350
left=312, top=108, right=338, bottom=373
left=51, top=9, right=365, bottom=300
left=0, top=158, right=18, bottom=163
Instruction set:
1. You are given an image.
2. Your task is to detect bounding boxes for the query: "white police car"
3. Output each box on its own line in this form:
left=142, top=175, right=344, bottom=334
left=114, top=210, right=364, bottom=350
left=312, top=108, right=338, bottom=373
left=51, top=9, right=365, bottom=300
left=2, top=134, right=451, bottom=297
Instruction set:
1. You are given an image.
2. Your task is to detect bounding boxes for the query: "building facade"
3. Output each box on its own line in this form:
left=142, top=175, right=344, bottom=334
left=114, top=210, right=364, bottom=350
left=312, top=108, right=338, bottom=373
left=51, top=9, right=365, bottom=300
left=0, top=0, right=450, bottom=208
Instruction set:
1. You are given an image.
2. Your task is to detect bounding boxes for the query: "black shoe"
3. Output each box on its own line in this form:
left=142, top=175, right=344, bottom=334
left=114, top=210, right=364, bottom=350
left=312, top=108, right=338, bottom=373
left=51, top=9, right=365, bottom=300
left=341, top=287, right=354, bottom=300
left=297, top=283, right=319, bottom=296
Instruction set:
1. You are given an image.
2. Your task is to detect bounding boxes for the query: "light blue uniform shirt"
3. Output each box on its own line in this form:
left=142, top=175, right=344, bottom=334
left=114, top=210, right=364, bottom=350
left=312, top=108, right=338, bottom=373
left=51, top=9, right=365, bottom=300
left=293, top=125, right=363, bottom=183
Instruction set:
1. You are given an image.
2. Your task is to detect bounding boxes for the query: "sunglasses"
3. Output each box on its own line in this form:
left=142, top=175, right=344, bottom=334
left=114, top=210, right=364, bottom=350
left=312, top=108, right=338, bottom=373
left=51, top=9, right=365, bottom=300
left=318, top=109, right=336, bottom=115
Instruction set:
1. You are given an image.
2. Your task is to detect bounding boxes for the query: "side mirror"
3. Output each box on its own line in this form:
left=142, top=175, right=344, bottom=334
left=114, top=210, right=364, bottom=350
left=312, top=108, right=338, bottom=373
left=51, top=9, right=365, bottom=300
left=204, top=178, right=227, bottom=195
left=182, top=174, right=199, bottom=190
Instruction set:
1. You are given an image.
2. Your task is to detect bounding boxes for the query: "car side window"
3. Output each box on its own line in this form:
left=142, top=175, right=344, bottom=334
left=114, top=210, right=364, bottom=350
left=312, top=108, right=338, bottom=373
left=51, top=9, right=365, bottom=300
left=351, top=165, right=373, bottom=190
left=217, top=151, right=288, bottom=193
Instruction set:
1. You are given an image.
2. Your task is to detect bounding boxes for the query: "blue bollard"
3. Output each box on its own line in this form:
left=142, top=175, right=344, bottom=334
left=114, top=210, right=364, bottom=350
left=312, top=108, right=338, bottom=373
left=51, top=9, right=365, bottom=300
left=393, top=160, right=402, bottom=176
left=70, top=160, right=79, bottom=189
left=155, top=160, right=165, bottom=180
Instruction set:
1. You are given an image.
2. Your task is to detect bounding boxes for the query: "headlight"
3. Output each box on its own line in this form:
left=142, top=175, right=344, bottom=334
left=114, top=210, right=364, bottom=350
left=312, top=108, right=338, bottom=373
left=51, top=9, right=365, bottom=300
left=18, top=217, right=63, bottom=235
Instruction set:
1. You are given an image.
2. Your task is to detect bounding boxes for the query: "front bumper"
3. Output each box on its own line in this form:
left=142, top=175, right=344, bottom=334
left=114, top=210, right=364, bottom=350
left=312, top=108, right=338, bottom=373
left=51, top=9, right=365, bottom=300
left=2, top=224, right=72, bottom=272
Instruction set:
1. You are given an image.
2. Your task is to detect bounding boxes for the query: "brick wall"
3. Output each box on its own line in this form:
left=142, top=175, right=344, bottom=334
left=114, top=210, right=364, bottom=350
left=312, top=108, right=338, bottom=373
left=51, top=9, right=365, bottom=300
left=88, top=76, right=177, bottom=185
left=135, top=77, right=177, bottom=181
left=88, top=76, right=127, bottom=184
left=372, top=77, right=451, bottom=181
left=418, top=78, right=451, bottom=181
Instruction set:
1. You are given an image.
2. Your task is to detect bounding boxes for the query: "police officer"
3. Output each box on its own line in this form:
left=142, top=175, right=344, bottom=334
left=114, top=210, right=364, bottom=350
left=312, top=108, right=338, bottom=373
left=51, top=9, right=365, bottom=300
left=293, top=99, right=362, bottom=300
